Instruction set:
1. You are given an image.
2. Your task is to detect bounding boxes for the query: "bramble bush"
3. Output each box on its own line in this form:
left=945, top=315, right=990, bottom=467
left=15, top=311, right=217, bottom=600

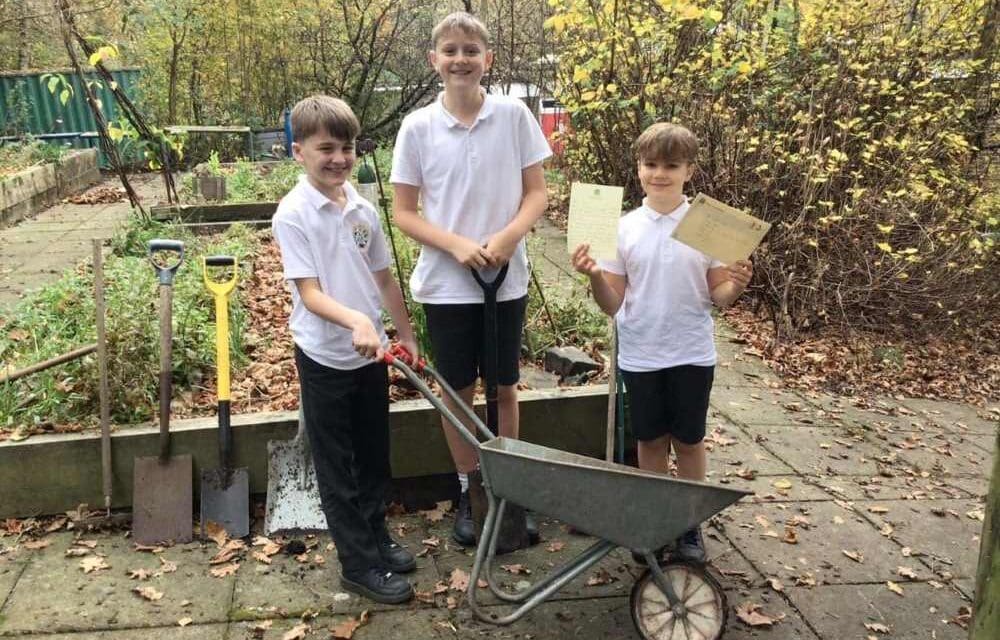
left=547, top=0, right=999, bottom=340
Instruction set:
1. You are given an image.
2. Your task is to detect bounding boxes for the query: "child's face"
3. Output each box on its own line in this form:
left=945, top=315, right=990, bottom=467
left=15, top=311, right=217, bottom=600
left=637, top=157, right=694, bottom=201
left=429, top=29, right=493, bottom=90
left=292, top=131, right=356, bottom=195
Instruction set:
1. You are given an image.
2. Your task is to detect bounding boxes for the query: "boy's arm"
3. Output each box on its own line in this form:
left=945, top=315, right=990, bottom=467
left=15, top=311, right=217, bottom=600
left=571, top=243, right=627, bottom=316
left=707, top=260, right=753, bottom=308
left=372, top=268, right=419, bottom=359
left=484, top=162, right=548, bottom=264
left=293, top=278, right=383, bottom=359
left=392, top=183, right=493, bottom=268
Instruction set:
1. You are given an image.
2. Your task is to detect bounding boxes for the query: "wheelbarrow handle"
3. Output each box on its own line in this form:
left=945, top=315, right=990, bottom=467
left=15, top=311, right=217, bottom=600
left=148, top=239, right=184, bottom=286
left=383, top=352, right=494, bottom=448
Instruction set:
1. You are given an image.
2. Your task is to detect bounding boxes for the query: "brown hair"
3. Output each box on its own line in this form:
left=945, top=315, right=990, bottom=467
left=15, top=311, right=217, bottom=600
left=290, top=95, right=360, bottom=143
left=431, top=12, right=490, bottom=48
left=633, top=122, right=698, bottom=164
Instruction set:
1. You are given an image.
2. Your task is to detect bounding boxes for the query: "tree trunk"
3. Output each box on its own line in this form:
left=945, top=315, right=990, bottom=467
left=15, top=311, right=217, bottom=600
left=16, top=0, right=29, bottom=69
left=971, top=431, right=1000, bottom=639
left=168, top=40, right=180, bottom=124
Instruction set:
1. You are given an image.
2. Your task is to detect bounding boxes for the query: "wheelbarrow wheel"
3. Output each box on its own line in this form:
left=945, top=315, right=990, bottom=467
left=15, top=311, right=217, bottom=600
left=630, top=561, right=727, bottom=640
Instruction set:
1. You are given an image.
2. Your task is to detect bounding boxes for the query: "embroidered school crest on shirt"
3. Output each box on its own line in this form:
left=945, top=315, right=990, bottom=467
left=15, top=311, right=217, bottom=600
left=351, top=222, right=371, bottom=249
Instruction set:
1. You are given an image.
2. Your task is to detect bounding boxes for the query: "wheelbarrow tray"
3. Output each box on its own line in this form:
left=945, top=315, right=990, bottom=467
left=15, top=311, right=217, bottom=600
left=480, top=437, right=751, bottom=552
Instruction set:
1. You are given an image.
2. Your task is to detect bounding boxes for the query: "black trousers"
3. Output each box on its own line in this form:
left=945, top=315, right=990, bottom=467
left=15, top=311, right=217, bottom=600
left=295, top=346, right=391, bottom=575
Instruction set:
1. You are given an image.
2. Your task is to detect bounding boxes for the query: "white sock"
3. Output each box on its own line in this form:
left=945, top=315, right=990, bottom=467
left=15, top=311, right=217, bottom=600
left=458, top=473, right=469, bottom=493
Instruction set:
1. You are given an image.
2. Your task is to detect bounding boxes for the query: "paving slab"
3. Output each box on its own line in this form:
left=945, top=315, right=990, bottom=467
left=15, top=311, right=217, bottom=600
left=859, top=499, right=985, bottom=580
left=704, top=420, right=798, bottom=478
left=720, top=501, right=911, bottom=586
left=785, top=582, right=971, bottom=639
left=0, top=550, right=28, bottom=610
left=944, top=476, right=990, bottom=499
left=896, top=398, right=999, bottom=435
left=877, top=429, right=992, bottom=477
left=798, top=392, right=945, bottom=434
left=0, top=532, right=234, bottom=634
left=719, top=474, right=833, bottom=503
left=233, top=516, right=440, bottom=617
left=13, top=623, right=230, bottom=639
left=710, top=385, right=813, bottom=428
left=741, top=424, right=898, bottom=477
left=813, top=475, right=969, bottom=502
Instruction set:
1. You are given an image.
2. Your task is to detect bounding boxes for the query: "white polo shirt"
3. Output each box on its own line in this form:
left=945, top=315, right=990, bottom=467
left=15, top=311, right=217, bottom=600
left=272, top=175, right=391, bottom=370
left=600, top=198, right=724, bottom=372
left=390, top=92, right=552, bottom=303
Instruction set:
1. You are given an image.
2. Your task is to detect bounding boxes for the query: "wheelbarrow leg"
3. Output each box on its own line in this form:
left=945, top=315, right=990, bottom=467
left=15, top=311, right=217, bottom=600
left=467, top=490, right=616, bottom=624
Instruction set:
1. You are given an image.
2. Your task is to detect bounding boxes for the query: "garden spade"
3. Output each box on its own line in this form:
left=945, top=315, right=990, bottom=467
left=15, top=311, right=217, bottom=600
left=133, top=239, right=193, bottom=545
left=200, top=256, right=250, bottom=538
left=264, top=400, right=327, bottom=534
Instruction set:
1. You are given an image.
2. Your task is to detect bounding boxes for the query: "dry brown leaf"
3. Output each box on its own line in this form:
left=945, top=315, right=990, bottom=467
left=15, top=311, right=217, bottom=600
left=449, top=568, right=469, bottom=591
left=128, top=568, right=153, bottom=580
left=80, top=556, right=109, bottom=573
left=500, top=564, right=531, bottom=575
left=210, top=562, right=240, bottom=578
left=842, top=549, right=864, bottom=563
left=546, top=540, right=566, bottom=552
left=865, top=622, right=891, bottom=633
left=897, top=566, right=918, bottom=580
left=868, top=506, right=889, bottom=514
left=203, top=521, right=228, bottom=547
left=133, top=586, right=164, bottom=601
left=446, top=595, right=459, bottom=609
left=22, top=539, right=51, bottom=550
left=781, top=526, right=799, bottom=544
left=65, top=548, right=89, bottom=557
left=768, top=577, right=784, bottom=592
left=134, top=543, right=165, bottom=553
left=477, top=579, right=488, bottom=588
left=177, top=617, right=193, bottom=627
left=421, top=536, right=440, bottom=548
left=772, top=479, right=793, bottom=491
left=262, top=542, right=281, bottom=556
left=282, top=623, right=309, bottom=640
left=74, top=539, right=98, bottom=549
left=901, top=546, right=912, bottom=557
left=886, top=581, right=904, bottom=596
left=45, top=517, right=68, bottom=532
left=735, top=601, right=785, bottom=627
left=433, top=581, right=449, bottom=595
left=330, top=610, right=370, bottom=639
left=585, top=568, right=615, bottom=586
left=253, top=551, right=272, bottom=564
left=157, top=557, right=178, bottom=575
left=419, top=501, right=452, bottom=523
left=249, top=619, right=273, bottom=638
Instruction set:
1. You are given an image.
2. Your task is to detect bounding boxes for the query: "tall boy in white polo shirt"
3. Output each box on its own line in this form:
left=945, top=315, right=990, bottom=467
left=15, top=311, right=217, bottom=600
left=572, top=123, right=753, bottom=563
left=272, top=95, right=419, bottom=604
left=390, top=12, right=551, bottom=546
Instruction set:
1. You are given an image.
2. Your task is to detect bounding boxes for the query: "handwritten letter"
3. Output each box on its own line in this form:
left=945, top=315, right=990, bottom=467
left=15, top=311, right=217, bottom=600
left=671, top=194, right=771, bottom=264
left=567, top=182, right=624, bottom=260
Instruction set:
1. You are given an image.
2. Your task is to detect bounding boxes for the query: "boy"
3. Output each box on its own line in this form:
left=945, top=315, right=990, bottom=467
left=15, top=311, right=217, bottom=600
left=272, top=95, right=419, bottom=603
left=390, top=12, right=551, bottom=546
left=571, top=123, right=753, bottom=563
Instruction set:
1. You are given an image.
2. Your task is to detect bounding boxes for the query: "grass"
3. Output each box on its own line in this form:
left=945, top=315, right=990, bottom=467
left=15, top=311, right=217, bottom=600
left=0, top=140, right=68, bottom=178
left=0, top=215, right=260, bottom=434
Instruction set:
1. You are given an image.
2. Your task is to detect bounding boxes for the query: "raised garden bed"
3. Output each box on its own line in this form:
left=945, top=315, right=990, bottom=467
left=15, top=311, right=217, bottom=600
left=0, top=148, right=100, bottom=228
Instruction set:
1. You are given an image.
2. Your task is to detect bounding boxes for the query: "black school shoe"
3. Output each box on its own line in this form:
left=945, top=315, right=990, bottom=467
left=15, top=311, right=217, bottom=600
left=340, top=568, right=414, bottom=604
left=378, top=535, right=416, bottom=573
left=452, top=490, right=476, bottom=546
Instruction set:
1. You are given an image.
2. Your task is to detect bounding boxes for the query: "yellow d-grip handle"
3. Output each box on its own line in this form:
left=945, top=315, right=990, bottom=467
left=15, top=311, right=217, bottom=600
left=203, top=256, right=238, bottom=401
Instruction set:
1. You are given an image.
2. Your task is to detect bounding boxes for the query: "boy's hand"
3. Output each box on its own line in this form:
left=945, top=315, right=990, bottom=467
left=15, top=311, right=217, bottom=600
left=484, top=231, right=518, bottom=266
left=450, top=236, right=493, bottom=268
left=722, top=260, right=753, bottom=288
left=571, top=243, right=602, bottom=276
left=351, top=315, right=382, bottom=360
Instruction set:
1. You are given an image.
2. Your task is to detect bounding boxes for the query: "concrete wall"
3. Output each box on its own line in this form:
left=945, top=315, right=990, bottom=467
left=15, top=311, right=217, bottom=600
left=0, top=148, right=100, bottom=228
left=0, top=386, right=610, bottom=518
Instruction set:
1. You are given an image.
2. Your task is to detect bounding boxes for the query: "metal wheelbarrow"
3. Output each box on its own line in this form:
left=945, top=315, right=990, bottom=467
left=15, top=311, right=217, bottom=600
left=384, top=347, right=751, bottom=640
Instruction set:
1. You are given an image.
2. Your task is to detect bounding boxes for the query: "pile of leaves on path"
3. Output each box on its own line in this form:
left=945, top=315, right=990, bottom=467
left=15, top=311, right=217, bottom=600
left=66, top=185, right=127, bottom=205
left=722, top=306, right=999, bottom=406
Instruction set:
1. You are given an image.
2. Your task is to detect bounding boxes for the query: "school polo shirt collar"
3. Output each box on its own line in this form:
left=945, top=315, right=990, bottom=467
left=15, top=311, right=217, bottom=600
left=640, top=196, right=689, bottom=222
left=435, top=90, right=495, bottom=128
left=296, top=174, right=363, bottom=214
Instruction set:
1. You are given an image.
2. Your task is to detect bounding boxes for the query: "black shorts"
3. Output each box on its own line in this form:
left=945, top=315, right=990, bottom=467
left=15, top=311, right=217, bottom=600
left=423, top=296, right=528, bottom=390
left=621, top=365, right=714, bottom=444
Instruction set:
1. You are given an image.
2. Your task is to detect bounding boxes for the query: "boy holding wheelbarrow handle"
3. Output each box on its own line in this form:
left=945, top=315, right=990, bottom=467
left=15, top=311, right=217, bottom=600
left=272, top=95, right=419, bottom=604
left=390, top=11, right=551, bottom=549
left=572, top=123, right=753, bottom=564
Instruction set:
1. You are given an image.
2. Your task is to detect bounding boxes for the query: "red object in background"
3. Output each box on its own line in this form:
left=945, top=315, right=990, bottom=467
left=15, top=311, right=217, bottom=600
left=539, top=98, right=569, bottom=155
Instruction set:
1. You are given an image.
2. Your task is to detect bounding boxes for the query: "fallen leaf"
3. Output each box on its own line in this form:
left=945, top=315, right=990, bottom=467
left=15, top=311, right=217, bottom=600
left=781, top=526, right=799, bottom=544
left=449, top=568, right=469, bottom=591
left=419, top=501, right=452, bottom=523
left=868, top=506, right=889, bottom=514
left=177, top=617, right=193, bottom=627
left=133, top=586, right=164, bottom=601
left=546, top=540, right=566, bottom=552
left=74, top=539, right=98, bottom=549
left=865, top=622, right=890, bottom=633
left=253, top=551, right=272, bottom=564
left=735, top=601, right=785, bottom=627
left=897, top=566, right=918, bottom=580
left=772, top=479, right=793, bottom=491
left=768, top=577, right=784, bottom=592
left=585, top=568, right=615, bottom=586
left=128, top=568, right=153, bottom=580
left=282, top=623, right=309, bottom=640
left=203, top=521, right=228, bottom=547
left=500, top=564, right=531, bottom=575
left=446, top=595, right=459, bottom=609
left=967, top=509, right=985, bottom=521
left=313, top=554, right=325, bottom=565
left=249, top=619, right=273, bottom=637
left=433, top=581, right=449, bottom=595
left=842, top=550, right=864, bottom=563
left=133, top=543, right=165, bottom=553
left=886, top=581, right=904, bottom=596
left=80, top=556, right=109, bottom=573
left=23, top=539, right=51, bottom=550
left=330, top=610, right=370, bottom=639
left=421, top=536, right=440, bottom=548
left=157, top=557, right=178, bottom=575
left=45, top=517, right=68, bottom=532
left=901, top=546, right=912, bottom=557
left=65, top=548, right=89, bottom=557
left=210, top=562, right=239, bottom=578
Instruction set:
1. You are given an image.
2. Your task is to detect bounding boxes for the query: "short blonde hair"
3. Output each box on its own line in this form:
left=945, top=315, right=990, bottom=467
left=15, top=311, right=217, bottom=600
left=290, top=95, right=360, bottom=143
left=634, top=123, right=698, bottom=164
left=431, top=12, right=490, bottom=48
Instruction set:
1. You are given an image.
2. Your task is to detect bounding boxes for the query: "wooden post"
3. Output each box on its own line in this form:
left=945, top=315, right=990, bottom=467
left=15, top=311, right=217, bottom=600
left=971, top=431, right=999, bottom=639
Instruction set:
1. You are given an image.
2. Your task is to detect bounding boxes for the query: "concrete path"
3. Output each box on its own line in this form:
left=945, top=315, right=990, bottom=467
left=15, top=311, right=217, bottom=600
left=0, top=174, right=163, bottom=311
left=0, top=340, right=994, bottom=639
